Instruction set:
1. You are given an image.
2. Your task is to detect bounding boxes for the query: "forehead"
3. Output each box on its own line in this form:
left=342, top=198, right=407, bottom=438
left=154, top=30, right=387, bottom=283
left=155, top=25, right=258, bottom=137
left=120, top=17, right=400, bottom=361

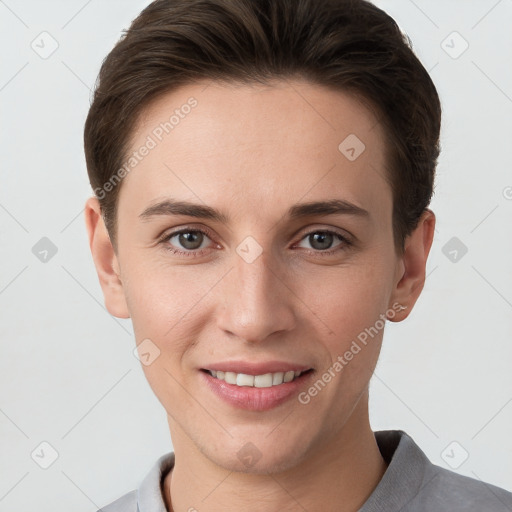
left=119, top=79, right=392, bottom=226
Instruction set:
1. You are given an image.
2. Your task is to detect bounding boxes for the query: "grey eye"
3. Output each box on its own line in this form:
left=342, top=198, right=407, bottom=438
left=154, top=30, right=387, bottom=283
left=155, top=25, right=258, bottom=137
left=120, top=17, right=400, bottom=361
left=170, top=231, right=207, bottom=250
left=297, top=231, right=343, bottom=251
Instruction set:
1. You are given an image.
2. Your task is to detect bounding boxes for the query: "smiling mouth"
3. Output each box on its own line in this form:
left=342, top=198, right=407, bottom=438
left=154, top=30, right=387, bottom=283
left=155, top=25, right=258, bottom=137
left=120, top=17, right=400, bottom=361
left=200, top=368, right=314, bottom=388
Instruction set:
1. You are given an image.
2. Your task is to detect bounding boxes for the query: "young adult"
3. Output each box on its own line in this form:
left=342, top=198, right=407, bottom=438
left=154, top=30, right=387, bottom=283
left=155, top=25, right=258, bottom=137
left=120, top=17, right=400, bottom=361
left=83, top=1, right=512, bottom=510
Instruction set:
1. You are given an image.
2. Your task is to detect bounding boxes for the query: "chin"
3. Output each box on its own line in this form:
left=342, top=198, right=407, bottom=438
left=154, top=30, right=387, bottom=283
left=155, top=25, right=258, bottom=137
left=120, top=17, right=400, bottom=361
left=220, top=451, right=303, bottom=475
left=199, top=433, right=312, bottom=476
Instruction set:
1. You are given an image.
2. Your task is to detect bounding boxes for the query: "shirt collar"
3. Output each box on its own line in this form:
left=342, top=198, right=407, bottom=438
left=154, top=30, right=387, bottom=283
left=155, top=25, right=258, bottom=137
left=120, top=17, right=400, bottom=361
left=137, top=451, right=175, bottom=512
left=359, top=430, right=431, bottom=512
left=136, top=430, right=431, bottom=512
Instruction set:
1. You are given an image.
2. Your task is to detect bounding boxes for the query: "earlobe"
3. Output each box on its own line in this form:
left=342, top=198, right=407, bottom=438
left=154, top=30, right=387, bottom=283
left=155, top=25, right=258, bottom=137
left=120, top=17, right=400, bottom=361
left=387, top=209, right=436, bottom=322
left=84, top=196, right=130, bottom=319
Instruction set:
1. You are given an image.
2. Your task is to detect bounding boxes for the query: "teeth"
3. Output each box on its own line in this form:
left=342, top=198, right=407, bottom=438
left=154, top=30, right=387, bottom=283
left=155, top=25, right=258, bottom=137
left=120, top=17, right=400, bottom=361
left=236, top=373, right=254, bottom=386
left=283, top=370, right=295, bottom=383
left=225, top=372, right=237, bottom=385
left=272, top=372, right=284, bottom=385
left=254, top=374, right=273, bottom=387
left=207, top=369, right=305, bottom=387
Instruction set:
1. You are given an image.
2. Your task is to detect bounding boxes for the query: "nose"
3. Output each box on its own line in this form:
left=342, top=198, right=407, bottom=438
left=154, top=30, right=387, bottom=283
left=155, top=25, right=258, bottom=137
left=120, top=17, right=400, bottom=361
left=215, top=247, right=296, bottom=344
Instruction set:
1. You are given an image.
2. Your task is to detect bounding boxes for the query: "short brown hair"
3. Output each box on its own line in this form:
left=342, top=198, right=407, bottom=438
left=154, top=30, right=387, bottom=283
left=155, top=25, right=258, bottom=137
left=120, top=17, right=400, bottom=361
left=84, top=0, right=441, bottom=253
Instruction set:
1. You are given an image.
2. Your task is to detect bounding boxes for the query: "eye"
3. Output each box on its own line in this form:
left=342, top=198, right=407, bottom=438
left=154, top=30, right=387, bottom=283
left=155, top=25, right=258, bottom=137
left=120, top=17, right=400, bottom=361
left=295, top=229, right=352, bottom=255
left=158, top=226, right=353, bottom=258
left=159, top=227, right=215, bottom=257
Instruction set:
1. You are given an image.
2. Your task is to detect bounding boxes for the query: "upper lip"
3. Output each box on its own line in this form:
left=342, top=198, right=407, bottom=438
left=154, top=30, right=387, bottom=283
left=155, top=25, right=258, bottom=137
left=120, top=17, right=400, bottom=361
left=201, top=361, right=313, bottom=375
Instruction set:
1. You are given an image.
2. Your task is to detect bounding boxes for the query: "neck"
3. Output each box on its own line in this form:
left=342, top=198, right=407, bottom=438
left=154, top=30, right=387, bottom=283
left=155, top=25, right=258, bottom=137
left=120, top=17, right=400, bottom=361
left=163, top=392, right=387, bottom=512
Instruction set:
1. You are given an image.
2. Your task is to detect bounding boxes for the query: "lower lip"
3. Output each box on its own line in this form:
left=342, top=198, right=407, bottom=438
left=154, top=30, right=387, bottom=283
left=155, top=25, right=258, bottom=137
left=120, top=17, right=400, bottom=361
left=200, top=370, right=313, bottom=411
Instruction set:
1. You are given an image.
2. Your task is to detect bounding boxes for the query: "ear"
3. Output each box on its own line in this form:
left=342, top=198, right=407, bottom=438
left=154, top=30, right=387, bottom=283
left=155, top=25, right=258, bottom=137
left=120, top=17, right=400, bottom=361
left=84, top=196, right=130, bottom=319
left=387, top=208, right=436, bottom=322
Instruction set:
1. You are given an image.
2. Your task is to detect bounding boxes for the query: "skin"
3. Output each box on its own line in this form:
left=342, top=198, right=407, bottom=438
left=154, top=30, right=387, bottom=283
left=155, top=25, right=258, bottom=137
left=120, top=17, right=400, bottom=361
left=85, top=79, right=435, bottom=512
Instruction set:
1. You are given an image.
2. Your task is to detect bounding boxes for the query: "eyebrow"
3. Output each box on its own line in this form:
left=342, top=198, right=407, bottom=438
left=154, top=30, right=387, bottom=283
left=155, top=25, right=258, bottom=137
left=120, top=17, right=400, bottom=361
left=139, top=198, right=369, bottom=223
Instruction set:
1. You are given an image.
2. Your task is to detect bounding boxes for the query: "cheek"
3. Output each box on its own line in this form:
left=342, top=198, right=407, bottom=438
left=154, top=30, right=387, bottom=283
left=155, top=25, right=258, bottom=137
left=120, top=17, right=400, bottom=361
left=299, top=257, right=393, bottom=393
left=125, top=267, right=205, bottom=409
left=123, top=262, right=222, bottom=403
left=301, top=259, right=393, bottom=339
left=302, top=273, right=389, bottom=416
left=123, top=260, right=210, bottom=339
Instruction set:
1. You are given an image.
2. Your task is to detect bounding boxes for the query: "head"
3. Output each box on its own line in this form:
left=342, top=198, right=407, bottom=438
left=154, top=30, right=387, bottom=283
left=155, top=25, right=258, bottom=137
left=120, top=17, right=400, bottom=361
left=84, top=0, right=440, bottom=474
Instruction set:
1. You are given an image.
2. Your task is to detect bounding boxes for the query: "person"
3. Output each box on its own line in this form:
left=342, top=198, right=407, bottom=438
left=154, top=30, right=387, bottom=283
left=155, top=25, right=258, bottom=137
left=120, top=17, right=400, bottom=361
left=83, top=0, right=512, bottom=510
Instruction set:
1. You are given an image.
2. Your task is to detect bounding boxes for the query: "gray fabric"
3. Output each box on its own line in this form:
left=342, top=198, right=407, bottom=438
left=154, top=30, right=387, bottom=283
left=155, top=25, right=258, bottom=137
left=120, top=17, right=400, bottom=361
left=97, top=430, right=512, bottom=511
left=359, top=431, right=512, bottom=512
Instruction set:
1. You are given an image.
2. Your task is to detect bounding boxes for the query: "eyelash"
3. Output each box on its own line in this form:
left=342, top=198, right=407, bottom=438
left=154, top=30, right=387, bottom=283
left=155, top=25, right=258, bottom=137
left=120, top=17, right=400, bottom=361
left=158, top=226, right=353, bottom=258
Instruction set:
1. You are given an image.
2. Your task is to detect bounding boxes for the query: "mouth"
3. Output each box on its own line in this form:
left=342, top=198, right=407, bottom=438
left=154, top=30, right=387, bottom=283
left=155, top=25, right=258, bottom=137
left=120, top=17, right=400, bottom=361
left=200, top=368, right=314, bottom=388
left=198, top=361, right=316, bottom=411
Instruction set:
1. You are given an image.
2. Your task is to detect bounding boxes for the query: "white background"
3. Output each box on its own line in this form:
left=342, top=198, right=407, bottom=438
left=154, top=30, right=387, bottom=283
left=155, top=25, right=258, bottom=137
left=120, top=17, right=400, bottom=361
left=0, top=0, right=511, bottom=510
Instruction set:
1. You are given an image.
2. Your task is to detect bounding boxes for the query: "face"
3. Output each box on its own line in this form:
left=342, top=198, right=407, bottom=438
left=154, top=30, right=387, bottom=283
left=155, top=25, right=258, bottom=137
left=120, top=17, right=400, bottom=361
left=86, top=79, right=433, bottom=474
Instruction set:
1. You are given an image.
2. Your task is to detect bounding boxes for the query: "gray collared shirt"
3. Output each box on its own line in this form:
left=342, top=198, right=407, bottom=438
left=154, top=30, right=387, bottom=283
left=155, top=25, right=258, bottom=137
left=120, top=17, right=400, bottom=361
left=97, top=430, right=512, bottom=511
